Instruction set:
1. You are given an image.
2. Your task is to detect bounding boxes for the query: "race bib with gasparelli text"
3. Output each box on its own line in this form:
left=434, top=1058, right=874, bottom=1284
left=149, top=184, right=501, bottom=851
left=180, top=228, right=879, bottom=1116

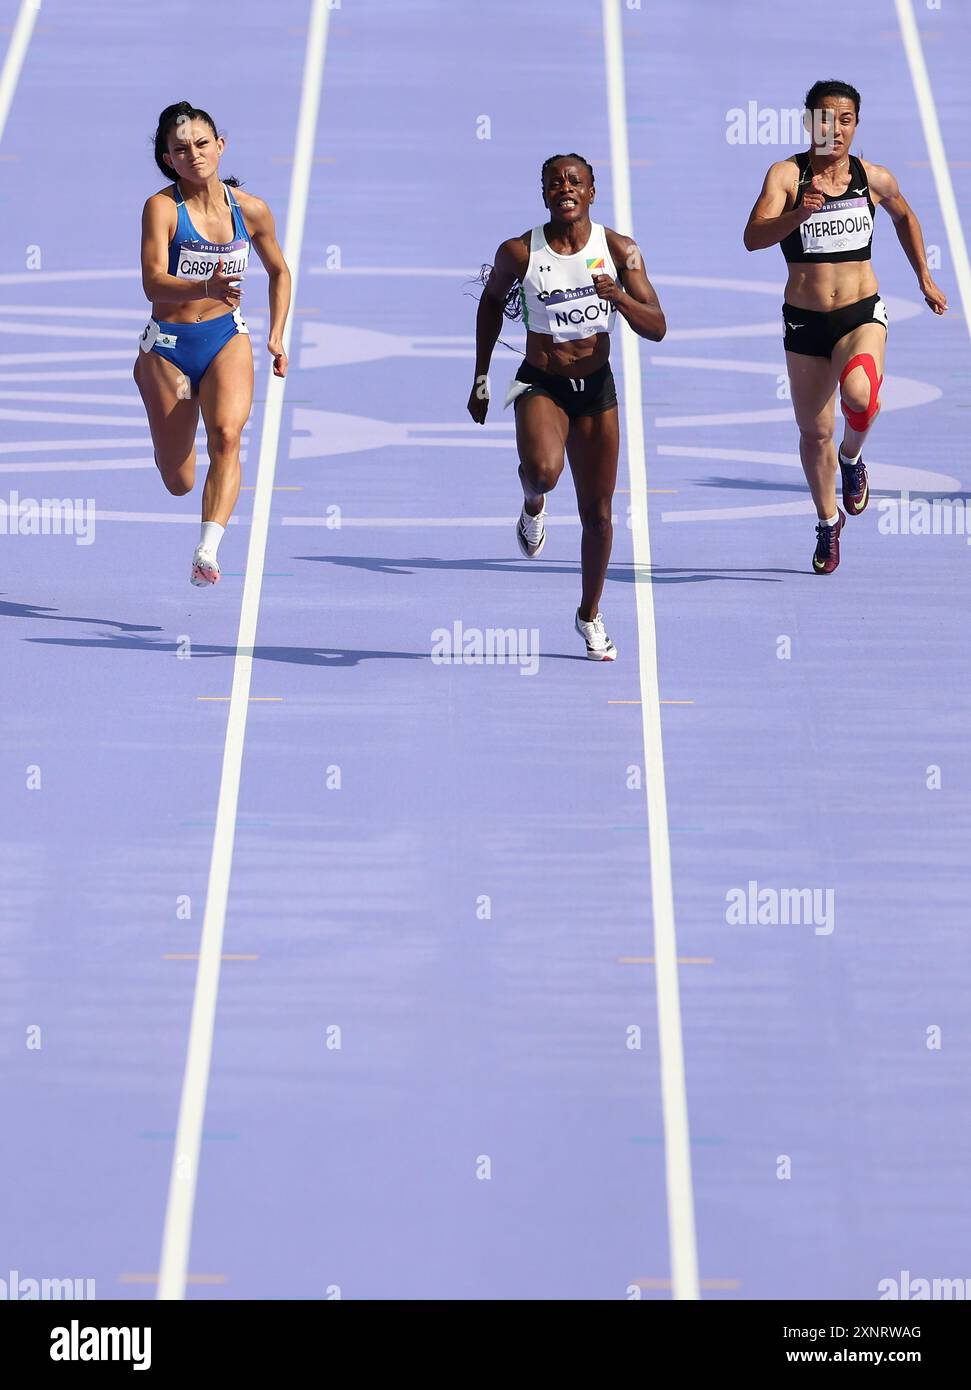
left=177, top=237, right=250, bottom=282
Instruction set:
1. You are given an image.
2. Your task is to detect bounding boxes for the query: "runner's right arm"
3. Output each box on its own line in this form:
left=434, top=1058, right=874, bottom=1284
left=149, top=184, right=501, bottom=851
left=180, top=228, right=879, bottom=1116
left=467, top=237, right=527, bottom=424
left=743, top=162, right=823, bottom=251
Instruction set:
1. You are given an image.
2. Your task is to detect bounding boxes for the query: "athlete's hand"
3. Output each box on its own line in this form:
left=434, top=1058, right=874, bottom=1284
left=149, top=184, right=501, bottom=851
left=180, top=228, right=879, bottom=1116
left=206, top=258, right=242, bottom=307
left=919, top=276, right=947, bottom=315
left=799, top=176, right=826, bottom=219
left=592, top=273, right=625, bottom=304
left=268, top=338, right=288, bottom=376
left=467, top=376, right=490, bottom=425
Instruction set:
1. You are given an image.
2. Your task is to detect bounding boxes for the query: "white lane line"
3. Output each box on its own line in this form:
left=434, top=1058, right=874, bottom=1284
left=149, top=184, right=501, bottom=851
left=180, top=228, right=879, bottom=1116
left=650, top=356, right=783, bottom=376
left=0, top=390, right=145, bottom=406
left=156, top=0, right=332, bottom=1302
left=0, top=351, right=139, bottom=365
left=0, top=370, right=141, bottom=382
left=0, top=460, right=153, bottom=474
left=0, top=0, right=39, bottom=145
left=0, top=269, right=140, bottom=284
left=662, top=501, right=817, bottom=523
left=655, top=442, right=961, bottom=494
left=602, top=0, right=700, bottom=1302
left=895, top=0, right=971, bottom=342
left=0, top=321, right=137, bottom=339
left=0, top=507, right=239, bottom=525
left=661, top=323, right=779, bottom=341
left=0, top=436, right=152, bottom=454
left=0, top=407, right=145, bottom=425
left=0, top=434, right=244, bottom=455
left=92, top=511, right=239, bottom=525
left=657, top=408, right=791, bottom=428
left=0, top=304, right=153, bottom=319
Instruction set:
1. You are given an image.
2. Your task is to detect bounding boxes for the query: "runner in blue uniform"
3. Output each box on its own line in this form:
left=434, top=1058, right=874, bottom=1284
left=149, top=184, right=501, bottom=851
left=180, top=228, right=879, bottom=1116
left=134, top=101, right=292, bottom=585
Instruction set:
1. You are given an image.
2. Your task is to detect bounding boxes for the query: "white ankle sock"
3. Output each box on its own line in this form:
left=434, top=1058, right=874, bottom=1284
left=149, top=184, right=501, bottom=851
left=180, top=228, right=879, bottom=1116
left=821, top=511, right=839, bottom=527
left=198, top=521, right=225, bottom=556
left=839, top=444, right=861, bottom=466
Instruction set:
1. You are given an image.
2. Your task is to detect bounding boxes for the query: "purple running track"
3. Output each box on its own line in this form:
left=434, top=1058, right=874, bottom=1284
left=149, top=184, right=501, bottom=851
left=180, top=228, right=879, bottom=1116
left=0, top=0, right=969, bottom=1301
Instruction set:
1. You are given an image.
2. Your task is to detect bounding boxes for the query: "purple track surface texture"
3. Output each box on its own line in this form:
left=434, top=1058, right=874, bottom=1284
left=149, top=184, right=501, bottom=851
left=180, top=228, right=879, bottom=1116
left=1, top=0, right=969, bottom=1300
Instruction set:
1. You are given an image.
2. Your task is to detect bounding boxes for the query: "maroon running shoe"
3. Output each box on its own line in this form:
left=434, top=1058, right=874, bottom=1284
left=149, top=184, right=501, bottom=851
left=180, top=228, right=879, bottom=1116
left=839, top=454, right=869, bottom=516
left=812, top=508, right=846, bottom=575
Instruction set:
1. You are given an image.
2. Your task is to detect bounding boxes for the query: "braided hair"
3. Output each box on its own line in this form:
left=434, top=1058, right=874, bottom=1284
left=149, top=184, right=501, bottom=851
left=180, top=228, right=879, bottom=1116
left=540, top=152, right=595, bottom=203
left=473, top=153, right=597, bottom=322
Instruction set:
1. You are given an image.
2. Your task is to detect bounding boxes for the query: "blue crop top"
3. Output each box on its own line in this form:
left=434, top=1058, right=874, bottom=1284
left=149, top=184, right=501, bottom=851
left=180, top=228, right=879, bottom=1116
left=167, top=181, right=251, bottom=282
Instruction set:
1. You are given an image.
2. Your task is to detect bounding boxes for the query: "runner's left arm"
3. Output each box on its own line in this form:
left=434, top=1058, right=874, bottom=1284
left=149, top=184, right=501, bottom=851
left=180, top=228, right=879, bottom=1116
left=866, top=162, right=947, bottom=315
left=599, top=231, right=666, bottom=340
left=245, top=194, right=294, bottom=374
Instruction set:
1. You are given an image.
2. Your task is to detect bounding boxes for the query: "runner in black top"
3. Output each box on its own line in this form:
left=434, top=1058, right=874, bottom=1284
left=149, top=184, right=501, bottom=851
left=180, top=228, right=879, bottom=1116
left=743, top=80, right=946, bottom=573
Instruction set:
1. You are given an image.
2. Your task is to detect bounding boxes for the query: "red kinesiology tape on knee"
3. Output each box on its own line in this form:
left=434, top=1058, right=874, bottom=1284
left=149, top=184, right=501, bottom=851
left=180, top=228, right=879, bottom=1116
left=839, top=353, right=883, bottom=432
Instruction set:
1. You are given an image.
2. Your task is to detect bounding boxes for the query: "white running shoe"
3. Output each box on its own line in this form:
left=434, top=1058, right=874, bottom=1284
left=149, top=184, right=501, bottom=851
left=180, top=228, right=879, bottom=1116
left=575, top=609, right=617, bottom=661
left=516, top=497, right=547, bottom=558
left=190, top=547, right=221, bottom=586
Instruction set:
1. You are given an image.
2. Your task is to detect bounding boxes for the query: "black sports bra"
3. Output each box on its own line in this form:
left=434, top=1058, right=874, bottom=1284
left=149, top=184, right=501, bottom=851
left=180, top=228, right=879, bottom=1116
left=780, top=152, right=875, bottom=265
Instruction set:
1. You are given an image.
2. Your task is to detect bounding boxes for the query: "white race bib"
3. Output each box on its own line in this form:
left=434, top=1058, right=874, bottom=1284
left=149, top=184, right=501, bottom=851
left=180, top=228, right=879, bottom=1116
left=176, top=238, right=250, bottom=283
left=800, top=196, right=872, bottom=256
left=541, top=283, right=615, bottom=343
left=139, top=320, right=177, bottom=351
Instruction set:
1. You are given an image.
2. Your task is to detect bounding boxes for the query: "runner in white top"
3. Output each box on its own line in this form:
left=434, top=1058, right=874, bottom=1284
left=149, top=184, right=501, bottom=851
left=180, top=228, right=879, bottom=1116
left=468, top=155, right=666, bottom=661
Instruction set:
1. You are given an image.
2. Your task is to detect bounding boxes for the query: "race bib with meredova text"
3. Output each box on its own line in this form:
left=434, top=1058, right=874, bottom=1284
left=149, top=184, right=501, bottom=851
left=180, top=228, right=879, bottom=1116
left=800, top=196, right=873, bottom=257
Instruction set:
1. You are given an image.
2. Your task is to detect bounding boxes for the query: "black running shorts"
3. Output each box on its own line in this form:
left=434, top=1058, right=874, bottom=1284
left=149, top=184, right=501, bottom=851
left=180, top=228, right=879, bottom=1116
left=782, top=293, right=889, bottom=359
left=511, top=360, right=618, bottom=420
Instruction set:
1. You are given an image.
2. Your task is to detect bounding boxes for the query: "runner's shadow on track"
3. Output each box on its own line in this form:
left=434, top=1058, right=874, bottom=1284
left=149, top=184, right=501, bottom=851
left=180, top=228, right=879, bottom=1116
left=23, top=634, right=426, bottom=666
left=295, top=554, right=574, bottom=578
left=696, top=477, right=971, bottom=500
left=696, top=476, right=816, bottom=494
left=296, top=555, right=798, bottom=581
left=25, top=633, right=598, bottom=665
left=647, top=567, right=803, bottom=580
left=0, top=597, right=162, bottom=633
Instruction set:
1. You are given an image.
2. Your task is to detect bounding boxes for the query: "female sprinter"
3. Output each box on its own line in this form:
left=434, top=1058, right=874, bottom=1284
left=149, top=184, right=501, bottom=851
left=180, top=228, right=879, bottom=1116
left=743, top=79, right=946, bottom=574
left=134, top=101, right=291, bottom=585
left=467, top=154, right=666, bottom=660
